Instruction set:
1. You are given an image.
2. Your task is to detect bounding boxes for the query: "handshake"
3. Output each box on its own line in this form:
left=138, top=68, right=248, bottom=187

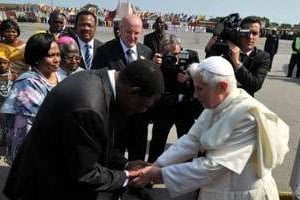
left=125, top=160, right=163, bottom=187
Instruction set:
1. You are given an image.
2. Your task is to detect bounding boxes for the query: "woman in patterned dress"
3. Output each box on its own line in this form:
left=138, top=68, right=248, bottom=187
left=0, top=32, right=60, bottom=163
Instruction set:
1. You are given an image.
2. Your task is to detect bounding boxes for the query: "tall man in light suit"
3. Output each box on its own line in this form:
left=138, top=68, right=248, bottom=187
left=74, top=10, right=103, bottom=70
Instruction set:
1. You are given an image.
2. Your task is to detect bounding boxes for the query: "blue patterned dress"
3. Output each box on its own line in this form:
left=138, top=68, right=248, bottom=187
left=0, top=71, right=57, bottom=163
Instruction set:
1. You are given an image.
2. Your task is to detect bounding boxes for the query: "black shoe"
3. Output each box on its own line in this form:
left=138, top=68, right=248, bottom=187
left=111, top=194, right=123, bottom=200
left=129, top=187, right=153, bottom=200
left=145, top=183, right=153, bottom=189
left=287, top=75, right=292, bottom=77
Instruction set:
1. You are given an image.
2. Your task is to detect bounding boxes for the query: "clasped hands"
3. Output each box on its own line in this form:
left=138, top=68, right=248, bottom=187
left=125, top=160, right=163, bottom=187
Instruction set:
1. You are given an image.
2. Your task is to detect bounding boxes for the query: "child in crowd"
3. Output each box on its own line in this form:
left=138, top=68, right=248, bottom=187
left=0, top=48, right=17, bottom=162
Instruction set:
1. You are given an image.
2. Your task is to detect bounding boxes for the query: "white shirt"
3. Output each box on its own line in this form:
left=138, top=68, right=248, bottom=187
left=120, top=39, right=138, bottom=63
left=107, top=69, right=130, bottom=187
left=77, top=38, right=94, bottom=69
left=107, top=69, right=116, bottom=100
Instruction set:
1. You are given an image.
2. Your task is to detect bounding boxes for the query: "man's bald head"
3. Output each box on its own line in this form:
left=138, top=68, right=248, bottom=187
left=119, top=15, right=143, bottom=48
left=121, top=15, right=143, bottom=28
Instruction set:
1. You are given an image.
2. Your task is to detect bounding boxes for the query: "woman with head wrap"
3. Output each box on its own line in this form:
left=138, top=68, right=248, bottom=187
left=0, top=19, right=29, bottom=75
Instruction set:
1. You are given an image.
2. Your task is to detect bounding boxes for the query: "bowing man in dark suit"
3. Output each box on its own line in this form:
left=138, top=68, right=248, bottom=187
left=74, top=10, right=103, bottom=70
left=3, top=60, right=164, bottom=200
left=92, top=15, right=152, bottom=162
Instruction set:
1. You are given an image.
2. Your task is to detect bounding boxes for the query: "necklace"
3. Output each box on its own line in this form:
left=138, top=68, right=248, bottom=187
left=33, top=68, right=58, bottom=86
left=0, top=69, right=12, bottom=97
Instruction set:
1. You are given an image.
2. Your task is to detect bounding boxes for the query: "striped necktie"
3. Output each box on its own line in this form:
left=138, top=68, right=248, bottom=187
left=84, top=43, right=92, bottom=69
left=126, top=49, right=135, bottom=64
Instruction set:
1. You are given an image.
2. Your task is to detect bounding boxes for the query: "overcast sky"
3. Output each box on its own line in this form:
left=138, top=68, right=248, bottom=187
left=3, top=0, right=300, bottom=25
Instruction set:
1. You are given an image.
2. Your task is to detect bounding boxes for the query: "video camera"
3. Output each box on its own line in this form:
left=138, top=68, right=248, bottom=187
left=213, top=13, right=250, bottom=55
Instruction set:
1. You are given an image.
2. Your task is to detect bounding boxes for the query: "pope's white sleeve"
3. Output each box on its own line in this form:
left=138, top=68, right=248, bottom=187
left=162, top=156, right=227, bottom=198
left=156, top=133, right=200, bottom=167
left=161, top=113, right=257, bottom=198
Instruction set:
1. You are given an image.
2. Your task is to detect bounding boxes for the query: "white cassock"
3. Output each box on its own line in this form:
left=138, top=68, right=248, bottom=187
left=156, top=89, right=289, bottom=200
left=290, top=137, right=300, bottom=199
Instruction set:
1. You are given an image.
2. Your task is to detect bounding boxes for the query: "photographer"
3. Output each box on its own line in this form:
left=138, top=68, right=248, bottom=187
left=205, top=15, right=270, bottom=97
left=148, top=34, right=203, bottom=163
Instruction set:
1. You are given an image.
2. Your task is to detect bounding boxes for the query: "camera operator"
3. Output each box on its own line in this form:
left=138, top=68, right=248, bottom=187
left=148, top=34, right=203, bottom=163
left=205, top=16, right=270, bottom=97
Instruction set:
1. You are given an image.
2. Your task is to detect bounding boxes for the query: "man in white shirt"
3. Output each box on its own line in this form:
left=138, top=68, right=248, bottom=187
left=74, top=10, right=103, bottom=69
left=131, top=56, right=289, bottom=200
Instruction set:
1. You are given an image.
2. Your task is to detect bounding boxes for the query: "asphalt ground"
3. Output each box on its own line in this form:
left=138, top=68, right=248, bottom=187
left=0, top=23, right=299, bottom=199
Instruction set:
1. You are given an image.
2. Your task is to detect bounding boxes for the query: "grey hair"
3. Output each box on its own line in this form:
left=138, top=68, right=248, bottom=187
left=161, top=34, right=182, bottom=52
left=191, top=64, right=237, bottom=93
left=59, top=42, right=79, bottom=58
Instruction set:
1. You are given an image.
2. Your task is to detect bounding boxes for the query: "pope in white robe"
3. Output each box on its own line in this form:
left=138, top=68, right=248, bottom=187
left=131, top=56, right=289, bottom=200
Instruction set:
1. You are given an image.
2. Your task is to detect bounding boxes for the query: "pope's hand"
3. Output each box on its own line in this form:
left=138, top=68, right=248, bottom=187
left=129, top=165, right=163, bottom=187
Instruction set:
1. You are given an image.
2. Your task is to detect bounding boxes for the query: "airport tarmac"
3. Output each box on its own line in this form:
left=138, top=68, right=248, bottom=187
left=0, top=23, right=299, bottom=199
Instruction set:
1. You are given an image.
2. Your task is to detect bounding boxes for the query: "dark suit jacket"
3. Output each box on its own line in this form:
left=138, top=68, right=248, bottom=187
left=76, top=38, right=103, bottom=69
left=91, top=39, right=152, bottom=161
left=264, top=34, right=279, bottom=56
left=143, top=31, right=165, bottom=54
left=3, top=70, right=128, bottom=200
left=235, top=47, right=270, bottom=96
left=92, top=39, right=152, bottom=70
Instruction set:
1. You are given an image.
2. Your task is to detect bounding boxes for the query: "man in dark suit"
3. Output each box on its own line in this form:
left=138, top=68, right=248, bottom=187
left=93, top=15, right=152, bottom=71
left=74, top=10, right=103, bottom=69
left=264, top=29, right=279, bottom=71
left=92, top=15, right=152, bottom=162
left=3, top=60, right=164, bottom=200
left=47, top=10, right=76, bottom=39
left=148, top=34, right=203, bottom=163
left=92, top=16, right=154, bottom=199
left=143, top=16, right=167, bottom=54
left=205, top=16, right=270, bottom=97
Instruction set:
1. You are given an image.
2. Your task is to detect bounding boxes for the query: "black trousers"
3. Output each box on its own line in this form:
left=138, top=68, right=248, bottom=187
left=148, top=98, right=203, bottom=163
left=287, top=53, right=300, bottom=78
left=114, top=112, right=150, bottom=161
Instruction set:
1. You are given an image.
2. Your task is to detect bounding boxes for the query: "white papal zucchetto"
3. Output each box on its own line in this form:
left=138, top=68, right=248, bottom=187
left=199, top=56, right=234, bottom=76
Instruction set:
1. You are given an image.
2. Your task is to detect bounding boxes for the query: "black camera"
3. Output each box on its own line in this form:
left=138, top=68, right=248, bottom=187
left=162, top=49, right=190, bottom=72
left=161, top=50, right=192, bottom=94
left=213, top=13, right=250, bottom=55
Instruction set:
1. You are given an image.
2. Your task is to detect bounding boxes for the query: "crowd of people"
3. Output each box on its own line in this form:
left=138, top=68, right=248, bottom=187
left=0, top=9, right=299, bottom=200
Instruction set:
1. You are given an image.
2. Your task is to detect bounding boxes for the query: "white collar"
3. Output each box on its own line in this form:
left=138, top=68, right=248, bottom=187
left=211, top=89, right=240, bottom=115
left=77, top=37, right=94, bottom=49
left=120, top=39, right=137, bottom=55
left=107, top=70, right=116, bottom=100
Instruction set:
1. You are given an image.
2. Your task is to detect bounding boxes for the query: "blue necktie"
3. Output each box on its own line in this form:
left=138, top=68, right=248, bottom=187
left=85, top=44, right=92, bottom=69
left=126, top=49, right=135, bottom=64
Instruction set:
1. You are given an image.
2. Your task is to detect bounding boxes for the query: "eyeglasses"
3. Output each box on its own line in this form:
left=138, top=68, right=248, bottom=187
left=240, top=31, right=260, bottom=38
left=64, top=55, right=82, bottom=61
